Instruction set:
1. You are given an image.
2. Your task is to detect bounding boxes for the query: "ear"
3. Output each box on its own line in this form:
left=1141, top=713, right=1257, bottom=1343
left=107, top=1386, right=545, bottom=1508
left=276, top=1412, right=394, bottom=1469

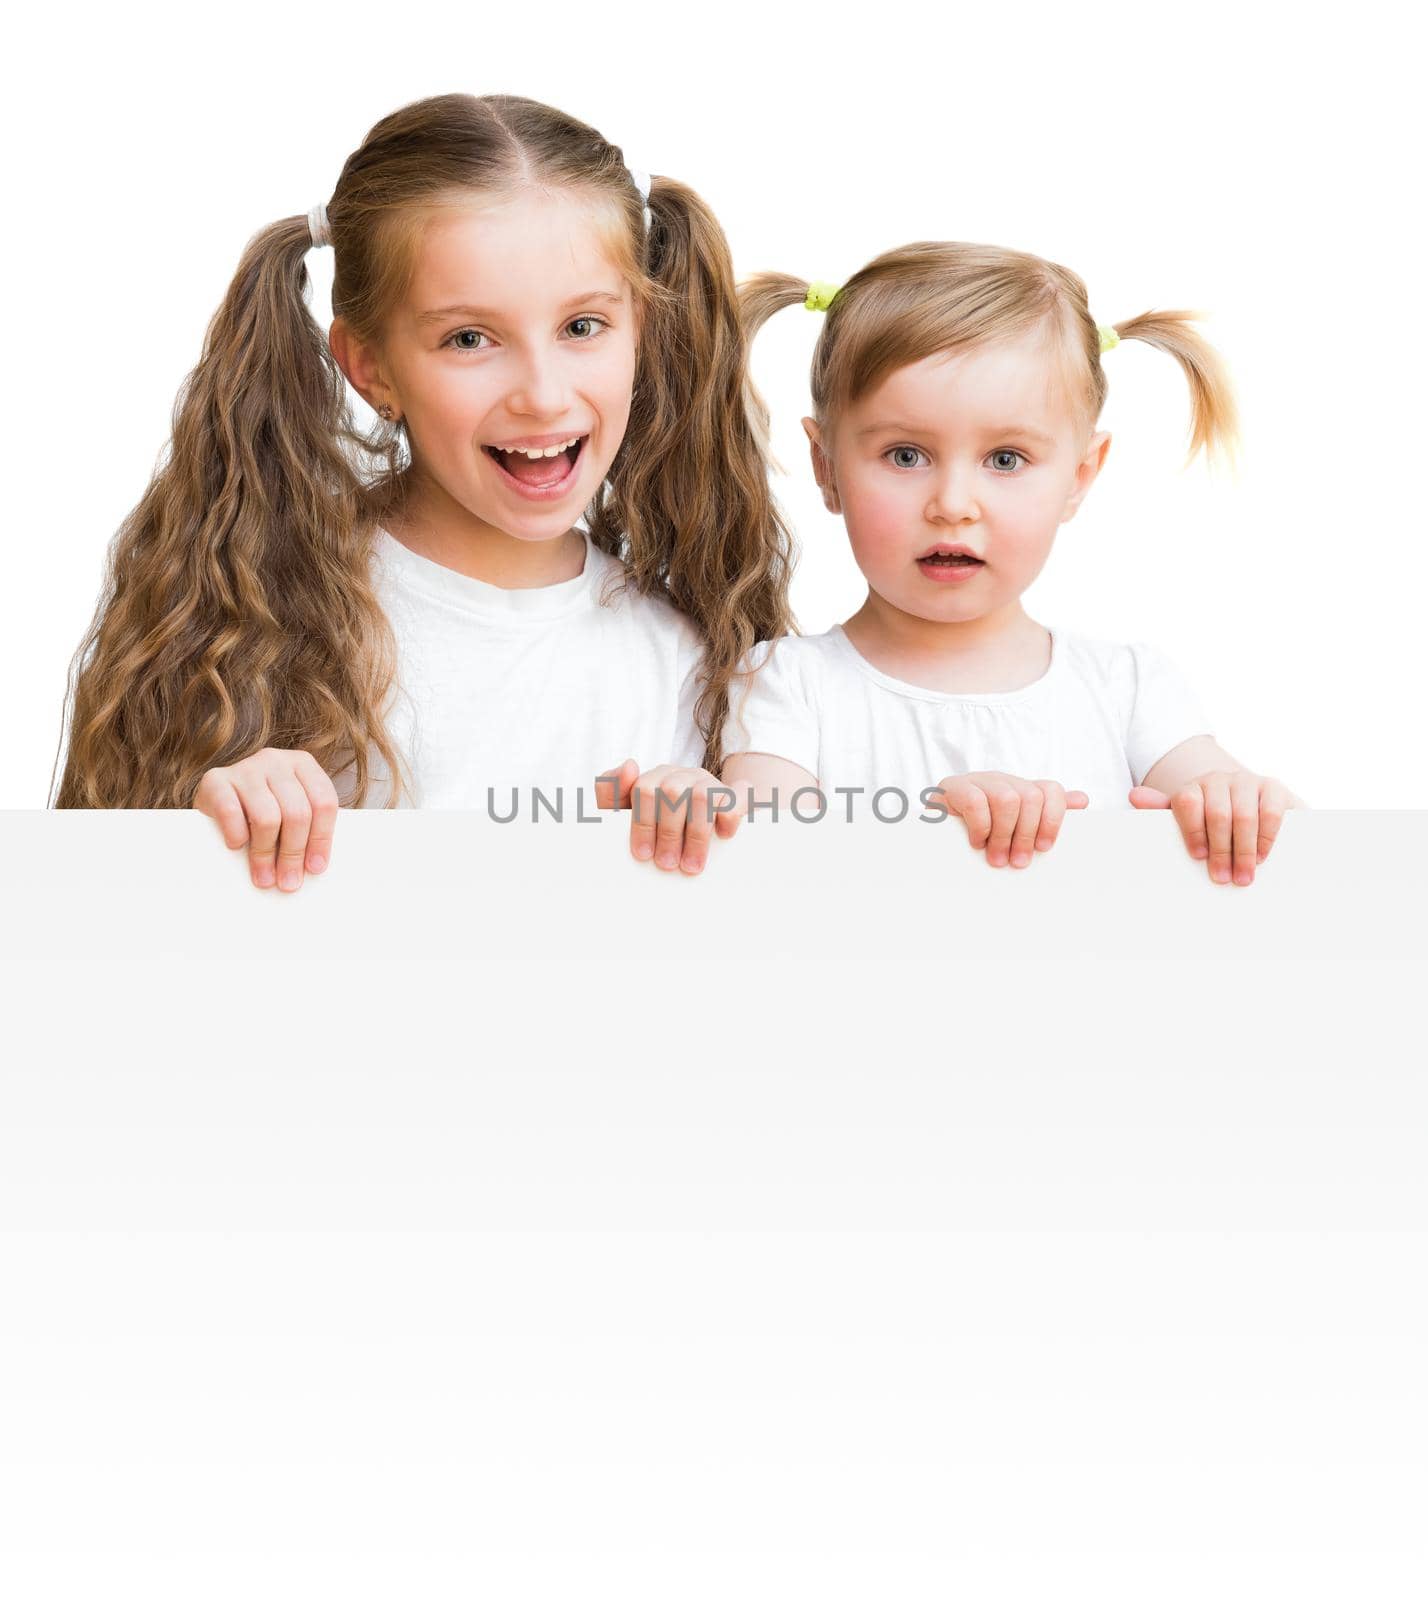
left=1060, top=430, right=1111, bottom=523
left=329, top=318, right=401, bottom=422
left=801, top=416, right=842, bottom=515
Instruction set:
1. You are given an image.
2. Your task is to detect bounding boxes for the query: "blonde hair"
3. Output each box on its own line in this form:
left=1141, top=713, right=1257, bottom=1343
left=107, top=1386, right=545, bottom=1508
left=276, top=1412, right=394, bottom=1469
left=54, top=92, right=793, bottom=807
left=740, top=240, right=1239, bottom=469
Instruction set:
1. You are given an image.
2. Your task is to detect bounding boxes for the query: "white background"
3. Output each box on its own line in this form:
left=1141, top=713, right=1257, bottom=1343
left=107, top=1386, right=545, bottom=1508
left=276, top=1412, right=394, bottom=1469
left=2, top=5, right=1425, bottom=1597
left=3, top=0, right=1425, bottom=807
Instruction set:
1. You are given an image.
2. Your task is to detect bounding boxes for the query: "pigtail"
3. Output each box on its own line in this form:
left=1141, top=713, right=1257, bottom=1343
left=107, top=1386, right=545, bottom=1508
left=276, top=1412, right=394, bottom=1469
left=735, top=273, right=814, bottom=460
left=587, top=180, right=797, bottom=776
left=1108, top=309, right=1240, bottom=469
left=53, top=216, right=408, bottom=809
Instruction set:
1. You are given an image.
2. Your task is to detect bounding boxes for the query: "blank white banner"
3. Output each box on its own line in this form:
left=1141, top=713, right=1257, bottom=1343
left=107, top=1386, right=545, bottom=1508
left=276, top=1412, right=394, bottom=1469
left=2, top=815, right=1424, bottom=1598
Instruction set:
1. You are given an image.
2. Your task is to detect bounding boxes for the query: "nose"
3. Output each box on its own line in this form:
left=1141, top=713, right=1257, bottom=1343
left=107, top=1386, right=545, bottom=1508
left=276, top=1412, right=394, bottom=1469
left=505, top=345, right=572, bottom=421
left=927, top=462, right=981, bottom=527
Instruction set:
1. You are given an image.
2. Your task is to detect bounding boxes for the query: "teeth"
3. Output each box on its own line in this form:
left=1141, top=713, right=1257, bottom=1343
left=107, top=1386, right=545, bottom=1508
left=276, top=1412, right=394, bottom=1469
left=493, top=436, right=582, bottom=458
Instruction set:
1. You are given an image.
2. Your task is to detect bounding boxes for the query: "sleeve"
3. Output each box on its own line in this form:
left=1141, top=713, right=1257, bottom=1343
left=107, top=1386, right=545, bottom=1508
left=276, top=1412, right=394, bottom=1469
left=1124, top=640, right=1215, bottom=786
left=719, top=637, right=822, bottom=778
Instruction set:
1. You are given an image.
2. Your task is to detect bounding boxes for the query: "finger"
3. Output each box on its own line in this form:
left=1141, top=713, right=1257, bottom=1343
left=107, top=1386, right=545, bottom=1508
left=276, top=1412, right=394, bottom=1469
left=595, top=758, right=639, bottom=811
left=1128, top=785, right=1171, bottom=810
left=1032, top=782, right=1066, bottom=853
left=938, top=781, right=991, bottom=849
left=678, top=782, right=718, bottom=874
left=296, top=753, right=339, bottom=875
left=628, top=772, right=661, bottom=861
left=1169, top=785, right=1208, bottom=862
left=193, top=769, right=251, bottom=850
left=982, top=783, right=1022, bottom=867
left=1201, top=774, right=1234, bottom=885
left=1065, top=790, right=1090, bottom=810
left=1257, top=779, right=1290, bottom=863
left=230, top=772, right=284, bottom=889
left=1007, top=783, right=1044, bottom=868
left=267, top=774, right=314, bottom=892
left=653, top=774, right=693, bottom=871
left=1230, top=772, right=1262, bottom=886
left=712, top=783, right=748, bottom=840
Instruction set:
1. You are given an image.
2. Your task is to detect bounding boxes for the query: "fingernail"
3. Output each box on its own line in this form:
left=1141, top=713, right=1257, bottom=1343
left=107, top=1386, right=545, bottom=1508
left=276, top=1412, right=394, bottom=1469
left=308, top=854, right=326, bottom=874
left=1234, top=869, right=1253, bottom=886
left=656, top=850, right=678, bottom=870
left=633, top=841, right=653, bottom=861
left=279, top=868, right=300, bottom=891
left=1212, top=865, right=1230, bottom=883
left=1192, top=846, right=1209, bottom=859
left=254, top=868, right=275, bottom=888
left=1011, top=850, right=1031, bottom=867
left=682, top=858, right=705, bottom=875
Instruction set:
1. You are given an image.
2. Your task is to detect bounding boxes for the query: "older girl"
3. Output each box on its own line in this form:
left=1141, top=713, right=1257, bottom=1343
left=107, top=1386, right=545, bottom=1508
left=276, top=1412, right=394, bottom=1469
left=54, top=94, right=792, bottom=886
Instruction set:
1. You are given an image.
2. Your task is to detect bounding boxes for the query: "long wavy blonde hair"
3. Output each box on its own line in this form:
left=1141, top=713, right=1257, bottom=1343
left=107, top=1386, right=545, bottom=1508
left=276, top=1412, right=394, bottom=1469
left=740, top=240, right=1239, bottom=465
left=54, top=93, right=794, bottom=808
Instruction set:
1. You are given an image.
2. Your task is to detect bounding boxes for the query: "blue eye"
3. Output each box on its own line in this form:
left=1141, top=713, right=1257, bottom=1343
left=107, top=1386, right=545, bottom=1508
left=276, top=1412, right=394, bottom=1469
left=988, top=449, right=1026, bottom=473
left=887, top=446, right=927, bottom=469
left=445, top=328, right=489, bottom=353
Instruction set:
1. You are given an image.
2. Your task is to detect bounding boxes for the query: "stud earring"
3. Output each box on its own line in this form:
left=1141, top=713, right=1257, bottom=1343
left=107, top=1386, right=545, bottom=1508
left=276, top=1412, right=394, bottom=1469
left=377, top=404, right=395, bottom=422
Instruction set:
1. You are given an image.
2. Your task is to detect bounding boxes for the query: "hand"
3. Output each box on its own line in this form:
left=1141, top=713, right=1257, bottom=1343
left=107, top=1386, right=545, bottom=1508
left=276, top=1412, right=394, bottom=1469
left=193, top=748, right=338, bottom=892
left=1129, top=770, right=1296, bottom=886
left=595, top=759, right=746, bottom=875
left=931, top=772, right=1089, bottom=867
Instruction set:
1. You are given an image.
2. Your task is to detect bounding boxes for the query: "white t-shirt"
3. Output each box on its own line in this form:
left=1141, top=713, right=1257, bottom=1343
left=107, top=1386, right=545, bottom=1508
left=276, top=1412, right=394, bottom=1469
left=722, top=623, right=1213, bottom=810
left=339, top=528, right=707, bottom=808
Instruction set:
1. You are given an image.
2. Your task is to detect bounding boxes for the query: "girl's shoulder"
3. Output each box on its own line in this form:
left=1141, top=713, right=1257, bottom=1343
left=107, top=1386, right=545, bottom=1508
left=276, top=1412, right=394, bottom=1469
left=1049, top=627, right=1201, bottom=708
left=738, top=628, right=844, bottom=675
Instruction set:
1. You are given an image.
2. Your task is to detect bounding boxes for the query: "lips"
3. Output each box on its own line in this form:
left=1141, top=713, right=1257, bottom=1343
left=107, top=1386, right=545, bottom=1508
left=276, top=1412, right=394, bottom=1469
left=916, top=542, right=983, bottom=566
left=916, top=545, right=985, bottom=584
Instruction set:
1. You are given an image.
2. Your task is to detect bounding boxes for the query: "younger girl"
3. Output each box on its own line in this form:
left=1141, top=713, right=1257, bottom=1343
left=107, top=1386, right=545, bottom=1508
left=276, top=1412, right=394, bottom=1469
left=724, top=243, right=1297, bottom=887
left=53, top=94, right=792, bottom=887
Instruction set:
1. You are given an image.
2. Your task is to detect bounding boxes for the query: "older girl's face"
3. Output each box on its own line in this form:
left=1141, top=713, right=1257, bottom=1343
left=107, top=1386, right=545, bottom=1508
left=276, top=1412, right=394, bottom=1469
left=340, top=188, right=640, bottom=544
left=809, top=327, right=1110, bottom=625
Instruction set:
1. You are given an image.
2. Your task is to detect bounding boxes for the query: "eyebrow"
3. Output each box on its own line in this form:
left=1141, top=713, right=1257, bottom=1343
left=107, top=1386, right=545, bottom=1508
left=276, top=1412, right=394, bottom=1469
left=856, top=421, right=1059, bottom=447
left=415, top=290, right=624, bottom=325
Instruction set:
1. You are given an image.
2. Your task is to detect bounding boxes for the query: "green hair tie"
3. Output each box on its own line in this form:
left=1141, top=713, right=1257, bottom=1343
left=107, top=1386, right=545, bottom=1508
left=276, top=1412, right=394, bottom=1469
left=1098, top=323, right=1120, bottom=353
left=805, top=280, right=841, bottom=313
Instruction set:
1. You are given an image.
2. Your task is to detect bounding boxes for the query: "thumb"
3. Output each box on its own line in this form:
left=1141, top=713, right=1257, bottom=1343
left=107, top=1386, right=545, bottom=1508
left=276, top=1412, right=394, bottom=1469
left=594, top=758, right=639, bottom=810
left=1128, top=785, right=1171, bottom=810
left=712, top=780, right=749, bottom=840
left=1065, top=790, right=1091, bottom=810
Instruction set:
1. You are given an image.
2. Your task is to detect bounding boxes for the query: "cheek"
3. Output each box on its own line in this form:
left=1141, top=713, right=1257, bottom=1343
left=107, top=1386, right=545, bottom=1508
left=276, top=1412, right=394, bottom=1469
left=406, top=357, right=497, bottom=438
left=994, top=477, right=1074, bottom=561
left=576, top=336, right=638, bottom=468
left=596, top=346, right=637, bottom=431
left=840, top=473, right=920, bottom=566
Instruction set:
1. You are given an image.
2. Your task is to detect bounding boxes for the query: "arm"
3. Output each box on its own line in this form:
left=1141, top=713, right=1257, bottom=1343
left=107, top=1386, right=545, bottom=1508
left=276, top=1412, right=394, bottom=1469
left=720, top=752, right=822, bottom=817
left=1141, top=734, right=1248, bottom=796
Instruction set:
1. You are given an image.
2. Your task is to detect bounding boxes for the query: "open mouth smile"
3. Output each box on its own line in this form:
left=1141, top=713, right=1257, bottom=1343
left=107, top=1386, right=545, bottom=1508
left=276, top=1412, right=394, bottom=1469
left=483, top=434, right=589, bottom=499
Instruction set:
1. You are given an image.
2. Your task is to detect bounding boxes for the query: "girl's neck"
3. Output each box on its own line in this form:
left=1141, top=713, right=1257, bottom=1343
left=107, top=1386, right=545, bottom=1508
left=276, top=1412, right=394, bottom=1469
left=841, top=590, right=1051, bottom=695
left=386, top=470, right=586, bottom=589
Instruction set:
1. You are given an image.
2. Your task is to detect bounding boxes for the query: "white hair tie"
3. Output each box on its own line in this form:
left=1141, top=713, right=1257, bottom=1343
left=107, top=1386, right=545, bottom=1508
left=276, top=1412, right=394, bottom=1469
left=627, top=168, right=653, bottom=233
left=307, top=203, right=332, bottom=250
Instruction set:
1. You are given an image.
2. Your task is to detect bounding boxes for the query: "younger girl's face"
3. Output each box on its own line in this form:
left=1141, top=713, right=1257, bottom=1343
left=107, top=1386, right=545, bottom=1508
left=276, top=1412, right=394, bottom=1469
left=347, top=188, right=639, bottom=544
left=811, top=326, right=1109, bottom=625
